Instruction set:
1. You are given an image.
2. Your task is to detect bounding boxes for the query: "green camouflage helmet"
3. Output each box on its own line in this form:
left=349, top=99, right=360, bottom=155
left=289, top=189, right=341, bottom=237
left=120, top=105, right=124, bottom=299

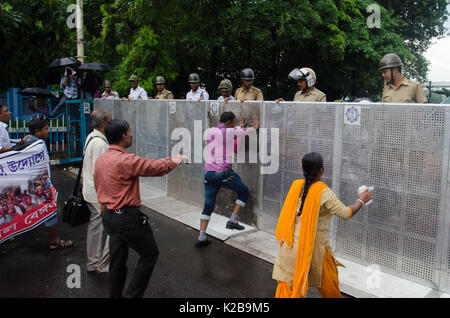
left=128, top=74, right=139, bottom=82
left=188, top=73, right=200, bottom=83
left=379, top=53, right=403, bottom=71
left=218, top=79, right=233, bottom=91
left=155, top=76, right=166, bottom=84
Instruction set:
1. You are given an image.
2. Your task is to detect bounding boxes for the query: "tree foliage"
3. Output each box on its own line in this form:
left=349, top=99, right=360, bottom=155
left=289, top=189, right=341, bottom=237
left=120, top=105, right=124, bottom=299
left=1, top=0, right=448, bottom=101
left=0, top=0, right=76, bottom=90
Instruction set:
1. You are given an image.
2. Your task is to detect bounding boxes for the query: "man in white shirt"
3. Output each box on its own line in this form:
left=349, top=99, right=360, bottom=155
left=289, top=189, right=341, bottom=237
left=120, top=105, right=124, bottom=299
left=0, top=105, right=24, bottom=153
left=0, top=105, right=13, bottom=153
left=82, top=110, right=112, bottom=273
left=126, top=75, right=148, bottom=100
left=186, top=73, right=209, bottom=101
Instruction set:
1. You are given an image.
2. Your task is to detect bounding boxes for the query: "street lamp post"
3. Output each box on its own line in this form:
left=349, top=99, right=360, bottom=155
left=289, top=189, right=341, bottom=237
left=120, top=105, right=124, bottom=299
left=76, top=0, right=85, bottom=64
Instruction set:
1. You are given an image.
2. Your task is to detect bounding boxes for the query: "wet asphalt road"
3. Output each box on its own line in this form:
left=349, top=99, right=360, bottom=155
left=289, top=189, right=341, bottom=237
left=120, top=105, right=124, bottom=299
left=0, top=167, right=330, bottom=298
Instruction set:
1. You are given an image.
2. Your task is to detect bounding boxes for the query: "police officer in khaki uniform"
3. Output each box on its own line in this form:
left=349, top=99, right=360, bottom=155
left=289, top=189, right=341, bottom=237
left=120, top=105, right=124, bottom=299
left=276, top=67, right=326, bottom=103
left=154, top=76, right=174, bottom=99
left=379, top=53, right=427, bottom=103
left=234, top=68, right=264, bottom=102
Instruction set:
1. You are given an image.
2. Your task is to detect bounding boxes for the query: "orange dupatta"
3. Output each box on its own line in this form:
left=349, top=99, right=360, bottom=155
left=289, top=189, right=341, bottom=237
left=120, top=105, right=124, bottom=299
left=275, top=180, right=328, bottom=298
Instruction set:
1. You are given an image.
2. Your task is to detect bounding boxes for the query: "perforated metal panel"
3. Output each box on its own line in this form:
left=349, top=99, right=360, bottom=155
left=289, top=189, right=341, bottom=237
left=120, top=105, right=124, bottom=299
left=205, top=101, right=261, bottom=225
left=94, top=99, right=115, bottom=118
left=447, top=233, right=450, bottom=290
left=137, top=100, right=169, bottom=192
left=95, top=99, right=450, bottom=293
left=167, top=101, right=207, bottom=207
left=258, top=102, right=335, bottom=234
left=335, top=104, right=447, bottom=288
left=258, top=102, right=286, bottom=234
left=114, top=99, right=138, bottom=155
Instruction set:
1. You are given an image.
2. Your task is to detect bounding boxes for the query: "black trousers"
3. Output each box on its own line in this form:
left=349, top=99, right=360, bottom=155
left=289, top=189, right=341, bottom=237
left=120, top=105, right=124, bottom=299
left=102, top=207, right=159, bottom=298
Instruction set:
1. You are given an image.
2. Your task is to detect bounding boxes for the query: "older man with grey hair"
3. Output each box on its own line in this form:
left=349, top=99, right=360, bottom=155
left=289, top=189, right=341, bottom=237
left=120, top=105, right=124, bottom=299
left=82, top=110, right=112, bottom=273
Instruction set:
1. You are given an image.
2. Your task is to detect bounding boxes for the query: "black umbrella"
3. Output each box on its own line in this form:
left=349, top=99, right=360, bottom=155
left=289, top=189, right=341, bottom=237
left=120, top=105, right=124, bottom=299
left=17, top=87, right=56, bottom=98
left=77, top=62, right=111, bottom=72
left=48, top=57, right=80, bottom=68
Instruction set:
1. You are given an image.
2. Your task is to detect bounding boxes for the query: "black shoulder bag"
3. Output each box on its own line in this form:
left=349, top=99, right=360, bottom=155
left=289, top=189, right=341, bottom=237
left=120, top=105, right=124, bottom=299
left=62, top=136, right=102, bottom=226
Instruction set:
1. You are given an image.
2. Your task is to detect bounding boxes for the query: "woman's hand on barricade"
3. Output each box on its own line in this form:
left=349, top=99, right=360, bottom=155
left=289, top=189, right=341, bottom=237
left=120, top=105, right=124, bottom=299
left=358, top=189, right=373, bottom=205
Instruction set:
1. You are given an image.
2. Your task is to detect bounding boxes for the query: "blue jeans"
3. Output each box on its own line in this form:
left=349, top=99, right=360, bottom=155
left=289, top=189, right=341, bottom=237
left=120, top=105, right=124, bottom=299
left=201, top=170, right=250, bottom=220
left=44, top=215, right=58, bottom=227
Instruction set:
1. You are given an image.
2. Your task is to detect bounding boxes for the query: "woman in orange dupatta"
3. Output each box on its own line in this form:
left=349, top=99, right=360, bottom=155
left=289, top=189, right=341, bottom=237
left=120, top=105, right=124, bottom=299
left=272, top=152, right=372, bottom=298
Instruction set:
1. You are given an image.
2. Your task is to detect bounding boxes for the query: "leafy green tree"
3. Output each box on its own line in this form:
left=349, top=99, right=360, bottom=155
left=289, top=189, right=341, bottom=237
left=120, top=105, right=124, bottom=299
left=1, top=0, right=448, bottom=102
left=0, top=0, right=76, bottom=91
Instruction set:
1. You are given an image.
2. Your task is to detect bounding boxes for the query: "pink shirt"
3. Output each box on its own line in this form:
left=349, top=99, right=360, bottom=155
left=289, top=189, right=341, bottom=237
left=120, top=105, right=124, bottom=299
left=94, top=145, right=178, bottom=210
left=204, top=124, right=248, bottom=171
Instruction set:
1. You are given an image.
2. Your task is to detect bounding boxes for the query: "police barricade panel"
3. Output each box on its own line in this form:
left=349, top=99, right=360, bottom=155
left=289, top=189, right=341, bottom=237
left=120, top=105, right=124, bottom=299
left=93, top=98, right=115, bottom=119
left=137, top=100, right=169, bottom=194
left=113, top=99, right=138, bottom=155
left=166, top=100, right=207, bottom=207
left=206, top=100, right=261, bottom=226
left=93, top=99, right=450, bottom=293
left=335, top=103, right=448, bottom=290
left=258, top=102, right=286, bottom=233
left=446, top=231, right=450, bottom=291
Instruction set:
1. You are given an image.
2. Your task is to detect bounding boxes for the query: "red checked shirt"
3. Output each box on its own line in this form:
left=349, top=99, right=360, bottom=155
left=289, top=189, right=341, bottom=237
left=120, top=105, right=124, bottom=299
left=94, top=145, right=178, bottom=210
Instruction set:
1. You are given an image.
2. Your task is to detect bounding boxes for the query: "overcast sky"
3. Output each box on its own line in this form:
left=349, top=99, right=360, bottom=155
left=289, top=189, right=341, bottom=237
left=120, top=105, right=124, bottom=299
left=423, top=5, right=450, bottom=82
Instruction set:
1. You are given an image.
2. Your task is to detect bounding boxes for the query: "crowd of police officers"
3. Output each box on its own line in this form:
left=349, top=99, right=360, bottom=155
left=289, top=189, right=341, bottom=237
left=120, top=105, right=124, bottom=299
left=114, top=53, right=426, bottom=104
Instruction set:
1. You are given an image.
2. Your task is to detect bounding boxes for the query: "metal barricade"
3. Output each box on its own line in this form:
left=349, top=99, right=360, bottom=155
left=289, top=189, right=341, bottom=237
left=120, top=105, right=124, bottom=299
left=93, top=99, right=450, bottom=293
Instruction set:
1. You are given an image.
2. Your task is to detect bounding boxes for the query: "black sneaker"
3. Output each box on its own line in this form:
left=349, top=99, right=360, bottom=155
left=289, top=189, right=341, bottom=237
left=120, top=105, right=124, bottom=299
left=226, top=221, right=245, bottom=230
left=195, top=239, right=212, bottom=248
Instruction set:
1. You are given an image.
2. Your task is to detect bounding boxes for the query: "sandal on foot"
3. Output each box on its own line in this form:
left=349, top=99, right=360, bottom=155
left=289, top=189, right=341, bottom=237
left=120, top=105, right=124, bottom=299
left=49, top=239, right=73, bottom=250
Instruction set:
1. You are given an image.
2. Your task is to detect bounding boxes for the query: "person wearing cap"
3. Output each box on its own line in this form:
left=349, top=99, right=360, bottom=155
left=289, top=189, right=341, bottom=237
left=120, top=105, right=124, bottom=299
left=276, top=67, right=326, bottom=103
left=379, top=53, right=427, bottom=103
left=125, top=75, right=148, bottom=100
left=102, top=80, right=120, bottom=100
left=217, top=79, right=234, bottom=102
left=154, top=76, right=174, bottom=100
left=186, top=73, right=209, bottom=101
left=234, top=68, right=264, bottom=102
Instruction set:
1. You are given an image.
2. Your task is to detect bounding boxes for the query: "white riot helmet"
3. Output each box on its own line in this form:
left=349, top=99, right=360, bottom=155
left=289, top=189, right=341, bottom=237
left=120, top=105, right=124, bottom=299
left=288, top=67, right=317, bottom=88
